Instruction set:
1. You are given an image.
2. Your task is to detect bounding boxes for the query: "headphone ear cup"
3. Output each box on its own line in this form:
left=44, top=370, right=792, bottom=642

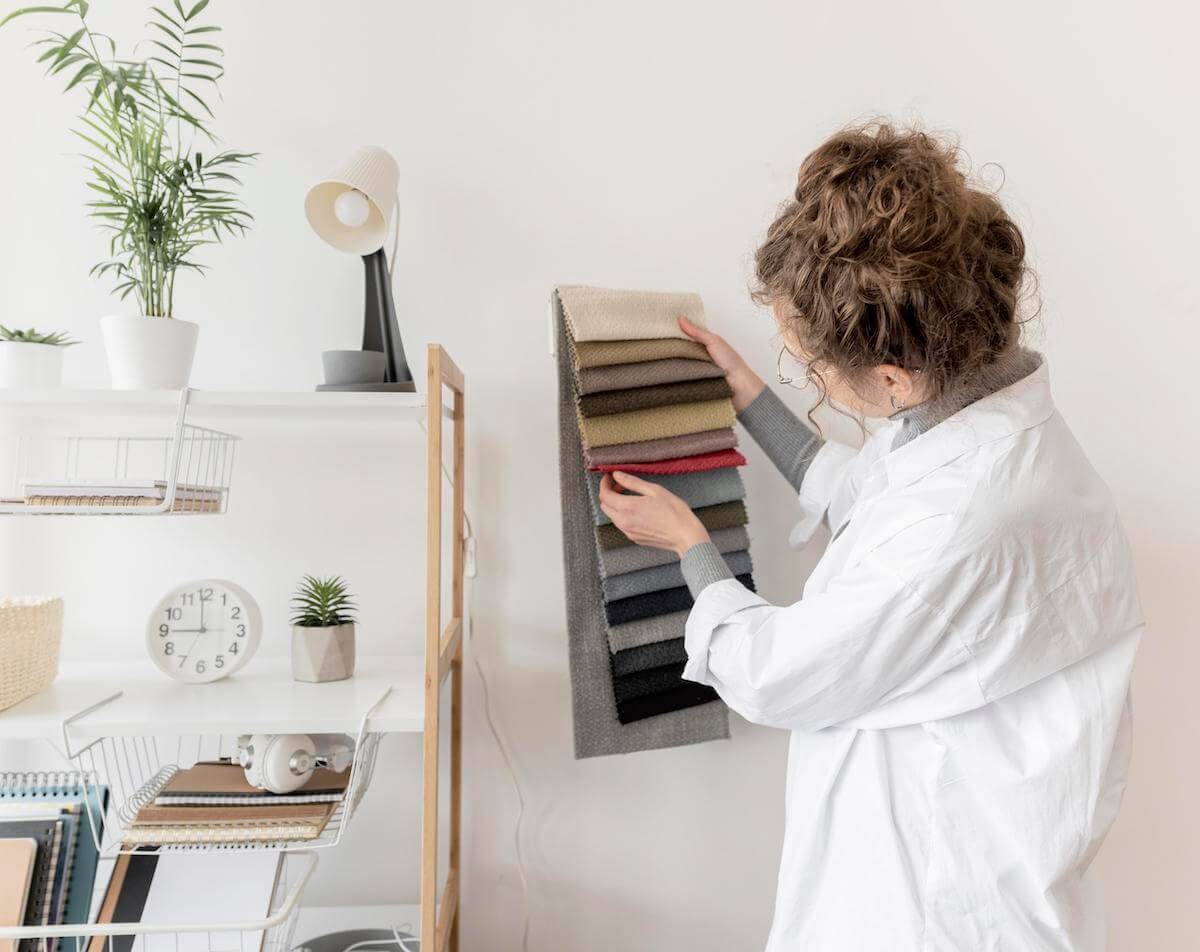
left=259, top=734, right=317, bottom=794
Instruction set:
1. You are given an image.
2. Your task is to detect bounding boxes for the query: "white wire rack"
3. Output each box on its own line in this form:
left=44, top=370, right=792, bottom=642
left=0, top=849, right=316, bottom=952
left=0, top=391, right=238, bottom=515
left=16, top=687, right=390, bottom=858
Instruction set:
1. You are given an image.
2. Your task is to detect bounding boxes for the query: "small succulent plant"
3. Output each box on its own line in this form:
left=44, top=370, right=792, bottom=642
left=0, top=325, right=78, bottom=346
left=291, top=575, right=357, bottom=628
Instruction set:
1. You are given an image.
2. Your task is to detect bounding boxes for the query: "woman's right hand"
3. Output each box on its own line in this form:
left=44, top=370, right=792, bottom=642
left=678, top=316, right=766, bottom=413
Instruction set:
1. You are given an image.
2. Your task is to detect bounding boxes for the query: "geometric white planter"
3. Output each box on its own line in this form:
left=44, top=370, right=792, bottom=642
left=100, top=314, right=198, bottom=390
left=0, top=342, right=64, bottom=388
left=291, top=623, right=356, bottom=683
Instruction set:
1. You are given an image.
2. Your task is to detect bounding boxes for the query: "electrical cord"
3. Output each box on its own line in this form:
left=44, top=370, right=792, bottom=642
left=417, top=416, right=532, bottom=952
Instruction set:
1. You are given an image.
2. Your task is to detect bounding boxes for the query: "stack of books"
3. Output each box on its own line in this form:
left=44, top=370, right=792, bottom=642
left=121, top=762, right=350, bottom=847
left=0, top=774, right=109, bottom=952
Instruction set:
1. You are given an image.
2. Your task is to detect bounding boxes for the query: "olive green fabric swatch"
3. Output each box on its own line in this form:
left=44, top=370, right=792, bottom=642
left=580, top=398, right=736, bottom=448
left=595, top=499, right=748, bottom=549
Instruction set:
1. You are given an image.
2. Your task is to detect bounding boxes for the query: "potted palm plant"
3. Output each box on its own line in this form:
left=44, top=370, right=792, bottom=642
left=1, top=0, right=254, bottom=389
left=290, top=575, right=357, bottom=683
left=0, top=326, right=78, bottom=388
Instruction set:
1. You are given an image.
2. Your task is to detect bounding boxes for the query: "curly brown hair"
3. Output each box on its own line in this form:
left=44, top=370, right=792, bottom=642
left=754, top=120, right=1033, bottom=400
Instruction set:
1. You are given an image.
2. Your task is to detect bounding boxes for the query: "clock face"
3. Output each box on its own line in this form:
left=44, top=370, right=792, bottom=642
left=147, top=579, right=262, bottom=683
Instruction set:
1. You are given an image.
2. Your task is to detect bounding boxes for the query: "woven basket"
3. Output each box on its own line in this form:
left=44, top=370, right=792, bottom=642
left=0, top=596, right=63, bottom=712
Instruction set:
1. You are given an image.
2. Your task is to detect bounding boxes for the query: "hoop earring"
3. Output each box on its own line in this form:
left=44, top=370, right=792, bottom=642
left=890, top=395, right=904, bottom=411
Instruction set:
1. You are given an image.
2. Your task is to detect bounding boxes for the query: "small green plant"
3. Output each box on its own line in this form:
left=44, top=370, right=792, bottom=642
left=291, top=576, right=357, bottom=628
left=0, top=325, right=79, bottom=346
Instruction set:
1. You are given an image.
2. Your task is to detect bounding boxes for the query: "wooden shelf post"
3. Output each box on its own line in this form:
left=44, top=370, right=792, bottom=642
left=423, top=345, right=466, bottom=951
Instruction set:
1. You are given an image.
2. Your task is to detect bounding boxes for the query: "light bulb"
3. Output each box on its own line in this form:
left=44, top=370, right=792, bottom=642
left=333, top=188, right=371, bottom=228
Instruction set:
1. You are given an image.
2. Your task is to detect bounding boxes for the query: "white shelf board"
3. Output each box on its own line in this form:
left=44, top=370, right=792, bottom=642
left=0, top=655, right=426, bottom=740
left=0, top=388, right=443, bottom=423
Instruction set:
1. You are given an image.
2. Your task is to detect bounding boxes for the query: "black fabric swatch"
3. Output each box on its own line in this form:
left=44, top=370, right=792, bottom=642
left=613, top=662, right=687, bottom=704
left=616, top=682, right=720, bottom=724
left=604, top=573, right=755, bottom=626
left=611, top=638, right=688, bottom=677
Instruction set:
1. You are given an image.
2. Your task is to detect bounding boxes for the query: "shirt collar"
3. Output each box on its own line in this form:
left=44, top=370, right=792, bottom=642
left=879, top=358, right=1056, bottom=491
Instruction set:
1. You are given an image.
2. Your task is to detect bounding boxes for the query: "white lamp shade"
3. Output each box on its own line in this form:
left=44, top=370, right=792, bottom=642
left=305, top=146, right=399, bottom=255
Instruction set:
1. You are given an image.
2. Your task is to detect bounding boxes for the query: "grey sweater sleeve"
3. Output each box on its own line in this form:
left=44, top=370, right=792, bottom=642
left=681, top=541, right=734, bottom=598
left=737, top=386, right=823, bottom=492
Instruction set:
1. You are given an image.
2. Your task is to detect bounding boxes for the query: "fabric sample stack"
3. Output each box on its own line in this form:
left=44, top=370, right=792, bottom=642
left=555, top=285, right=755, bottom=758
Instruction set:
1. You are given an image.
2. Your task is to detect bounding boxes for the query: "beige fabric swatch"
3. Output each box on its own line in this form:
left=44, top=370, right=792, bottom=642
left=580, top=398, right=736, bottom=448
left=558, top=286, right=705, bottom=342
left=572, top=337, right=712, bottom=369
left=577, top=357, right=724, bottom=395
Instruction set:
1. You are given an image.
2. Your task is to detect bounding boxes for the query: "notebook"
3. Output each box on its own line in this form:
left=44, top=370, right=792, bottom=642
left=90, top=850, right=282, bottom=952
left=0, top=777, right=110, bottom=928
left=138, top=851, right=282, bottom=952
left=0, top=839, right=37, bottom=952
left=155, top=762, right=349, bottom=805
left=122, top=802, right=335, bottom=846
left=0, top=817, right=61, bottom=952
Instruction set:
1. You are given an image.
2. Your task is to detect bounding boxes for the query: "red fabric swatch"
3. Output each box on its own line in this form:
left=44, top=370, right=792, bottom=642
left=588, top=448, right=747, bottom=475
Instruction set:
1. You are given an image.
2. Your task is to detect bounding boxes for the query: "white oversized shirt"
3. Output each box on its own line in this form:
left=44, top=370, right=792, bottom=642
left=683, top=363, right=1143, bottom=951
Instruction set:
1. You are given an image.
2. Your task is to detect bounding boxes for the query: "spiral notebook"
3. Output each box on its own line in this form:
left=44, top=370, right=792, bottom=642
left=0, top=773, right=110, bottom=935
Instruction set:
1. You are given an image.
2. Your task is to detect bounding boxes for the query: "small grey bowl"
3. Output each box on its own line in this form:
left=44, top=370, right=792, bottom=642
left=322, top=349, right=386, bottom=386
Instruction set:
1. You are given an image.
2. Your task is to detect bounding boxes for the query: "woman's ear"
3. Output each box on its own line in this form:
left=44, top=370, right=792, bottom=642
left=875, top=364, right=920, bottom=410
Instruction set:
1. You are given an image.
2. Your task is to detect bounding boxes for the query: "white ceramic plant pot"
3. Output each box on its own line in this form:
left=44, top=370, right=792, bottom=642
left=0, top=342, right=64, bottom=389
left=100, top=315, right=198, bottom=390
left=291, top=623, right=356, bottom=683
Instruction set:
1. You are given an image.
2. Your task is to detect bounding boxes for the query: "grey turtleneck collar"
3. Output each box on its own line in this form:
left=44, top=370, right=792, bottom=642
left=889, top=349, right=1043, bottom=450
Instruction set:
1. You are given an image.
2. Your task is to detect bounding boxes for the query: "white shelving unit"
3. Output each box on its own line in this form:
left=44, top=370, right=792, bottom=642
left=0, top=346, right=468, bottom=951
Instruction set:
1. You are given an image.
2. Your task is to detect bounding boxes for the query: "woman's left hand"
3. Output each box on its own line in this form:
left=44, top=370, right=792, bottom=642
left=598, top=471, right=711, bottom=556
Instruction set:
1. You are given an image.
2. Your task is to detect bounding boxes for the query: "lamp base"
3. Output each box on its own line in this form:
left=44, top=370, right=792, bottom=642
left=315, top=381, right=417, bottom=393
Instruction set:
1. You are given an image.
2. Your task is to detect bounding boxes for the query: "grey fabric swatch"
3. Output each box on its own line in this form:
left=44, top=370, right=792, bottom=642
left=556, top=298, right=728, bottom=758
left=606, top=610, right=692, bottom=654
left=586, top=466, right=745, bottom=527
left=599, top=525, right=749, bottom=577
left=737, top=386, right=823, bottom=492
left=585, top=427, right=738, bottom=467
left=612, top=638, right=688, bottom=677
left=681, top=540, right=737, bottom=597
left=578, top=357, right=725, bottom=395
left=602, top=549, right=752, bottom=602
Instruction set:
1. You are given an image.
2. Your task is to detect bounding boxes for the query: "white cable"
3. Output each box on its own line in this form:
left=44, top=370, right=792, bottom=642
left=417, top=417, right=532, bottom=952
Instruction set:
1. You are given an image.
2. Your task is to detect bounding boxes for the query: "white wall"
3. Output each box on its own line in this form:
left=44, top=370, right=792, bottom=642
left=1, top=1, right=1196, bottom=948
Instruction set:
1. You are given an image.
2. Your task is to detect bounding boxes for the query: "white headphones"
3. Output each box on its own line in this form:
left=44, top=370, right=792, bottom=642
left=236, top=733, right=355, bottom=794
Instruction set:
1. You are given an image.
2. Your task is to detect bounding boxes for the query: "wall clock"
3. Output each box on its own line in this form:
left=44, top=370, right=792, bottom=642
left=147, top=579, right=262, bottom=683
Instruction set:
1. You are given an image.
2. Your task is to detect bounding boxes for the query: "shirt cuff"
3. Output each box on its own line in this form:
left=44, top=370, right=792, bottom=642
left=682, top=577, right=767, bottom=685
left=680, top=541, right=735, bottom=598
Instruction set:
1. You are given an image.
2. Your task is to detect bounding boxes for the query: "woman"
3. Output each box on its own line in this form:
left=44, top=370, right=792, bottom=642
left=598, top=122, right=1143, bottom=950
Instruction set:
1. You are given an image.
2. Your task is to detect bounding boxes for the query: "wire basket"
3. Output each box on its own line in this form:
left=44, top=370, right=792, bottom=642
left=0, top=597, right=63, bottom=712
left=0, top=849, right=316, bottom=952
left=0, top=391, right=238, bottom=515
left=43, top=688, right=389, bottom=857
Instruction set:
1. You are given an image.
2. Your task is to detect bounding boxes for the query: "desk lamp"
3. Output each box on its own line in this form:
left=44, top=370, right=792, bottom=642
left=305, top=146, right=414, bottom=391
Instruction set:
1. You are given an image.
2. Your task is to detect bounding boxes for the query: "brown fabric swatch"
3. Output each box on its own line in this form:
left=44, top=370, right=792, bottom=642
left=579, top=376, right=733, bottom=418
left=585, top=427, right=738, bottom=467
left=580, top=398, right=736, bottom=448
left=596, top=499, right=748, bottom=549
left=577, top=357, right=725, bottom=395
left=573, top=337, right=712, bottom=369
